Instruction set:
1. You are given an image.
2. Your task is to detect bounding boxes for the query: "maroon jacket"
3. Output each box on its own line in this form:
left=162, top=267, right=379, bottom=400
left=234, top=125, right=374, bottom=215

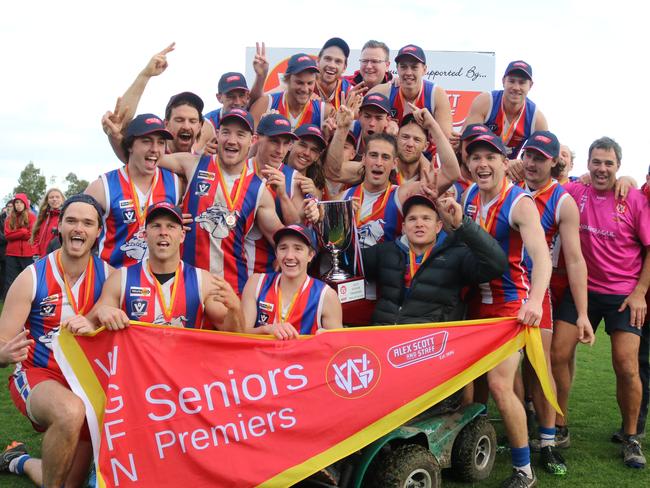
left=5, top=193, right=37, bottom=257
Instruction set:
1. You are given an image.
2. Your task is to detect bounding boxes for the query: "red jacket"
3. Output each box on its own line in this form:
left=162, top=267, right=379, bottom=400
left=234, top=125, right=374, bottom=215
left=5, top=194, right=37, bottom=257
left=34, top=207, right=61, bottom=257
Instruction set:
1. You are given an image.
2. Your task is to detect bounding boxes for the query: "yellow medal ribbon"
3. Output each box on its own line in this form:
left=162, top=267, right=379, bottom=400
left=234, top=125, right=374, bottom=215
left=277, top=274, right=307, bottom=324
left=478, top=178, right=509, bottom=232
left=56, top=250, right=94, bottom=315
left=215, top=157, right=248, bottom=212
left=355, top=185, right=392, bottom=226
left=125, top=165, right=159, bottom=228
left=148, top=261, right=181, bottom=324
left=408, top=246, right=433, bottom=282
left=500, top=100, right=526, bottom=145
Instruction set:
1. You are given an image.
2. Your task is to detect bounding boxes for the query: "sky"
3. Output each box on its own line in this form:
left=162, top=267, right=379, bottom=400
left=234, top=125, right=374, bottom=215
left=1, top=0, right=648, bottom=202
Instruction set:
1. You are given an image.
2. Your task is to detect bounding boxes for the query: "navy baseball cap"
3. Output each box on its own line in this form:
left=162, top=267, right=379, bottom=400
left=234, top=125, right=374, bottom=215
left=257, top=113, right=298, bottom=139
left=220, top=108, right=255, bottom=133
left=285, top=53, right=319, bottom=75
left=320, top=37, right=350, bottom=59
left=218, top=72, right=249, bottom=94
left=461, top=123, right=492, bottom=141
left=126, top=114, right=173, bottom=140
left=395, top=44, right=426, bottom=64
left=504, top=60, right=533, bottom=80
left=60, top=194, right=104, bottom=225
left=523, top=131, right=560, bottom=159
left=294, top=124, right=327, bottom=147
left=466, top=133, right=507, bottom=156
left=165, top=92, right=204, bottom=120
left=346, top=129, right=359, bottom=147
left=360, top=93, right=391, bottom=115
left=402, top=194, right=436, bottom=217
left=145, top=201, right=183, bottom=226
left=274, top=224, right=318, bottom=250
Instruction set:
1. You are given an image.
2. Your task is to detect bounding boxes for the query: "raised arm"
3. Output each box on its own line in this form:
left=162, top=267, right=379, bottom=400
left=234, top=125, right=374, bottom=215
left=84, top=178, right=107, bottom=213
left=249, top=42, right=269, bottom=107
left=533, top=109, right=549, bottom=131
left=256, top=189, right=284, bottom=245
left=324, top=98, right=364, bottom=184
left=158, top=152, right=200, bottom=180
left=261, top=167, right=301, bottom=225
left=462, top=92, right=491, bottom=128
left=249, top=96, right=271, bottom=130
left=433, top=86, right=453, bottom=139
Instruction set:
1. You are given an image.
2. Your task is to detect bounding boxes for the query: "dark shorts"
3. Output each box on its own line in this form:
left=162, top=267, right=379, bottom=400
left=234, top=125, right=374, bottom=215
left=556, top=290, right=641, bottom=337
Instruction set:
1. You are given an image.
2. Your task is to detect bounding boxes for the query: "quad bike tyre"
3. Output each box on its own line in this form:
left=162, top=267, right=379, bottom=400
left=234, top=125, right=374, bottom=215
left=451, top=417, right=496, bottom=481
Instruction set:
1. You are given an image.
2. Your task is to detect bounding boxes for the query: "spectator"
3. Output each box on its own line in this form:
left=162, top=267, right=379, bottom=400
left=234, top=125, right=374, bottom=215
left=31, top=188, right=65, bottom=258
left=4, top=194, right=36, bottom=292
left=0, top=202, right=11, bottom=299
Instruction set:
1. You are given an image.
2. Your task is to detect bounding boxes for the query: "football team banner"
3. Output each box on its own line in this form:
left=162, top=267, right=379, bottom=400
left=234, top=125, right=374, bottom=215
left=54, top=318, right=557, bottom=487
left=245, top=47, right=495, bottom=129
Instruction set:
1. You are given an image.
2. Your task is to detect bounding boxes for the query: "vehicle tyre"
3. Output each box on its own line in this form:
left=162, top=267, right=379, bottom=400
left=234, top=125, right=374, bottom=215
left=366, top=444, right=441, bottom=488
left=451, top=417, right=496, bottom=481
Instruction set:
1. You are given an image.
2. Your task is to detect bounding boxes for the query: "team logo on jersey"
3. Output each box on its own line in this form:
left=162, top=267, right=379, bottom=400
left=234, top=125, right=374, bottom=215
left=40, top=303, right=57, bottom=317
left=122, top=209, right=137, bottom=224
left=487, top=123, right=499, bottom=133
left=153, top=314, right=188, bottom=327
left=197, top=170, right=215, bottom=181
left=390, top=108, right=398, bottom=118
left=196, top=181, right=211, bottom=197
left=466, top=204, right=477, bottom=218
left=38, top=328, right=60, bottom=351
left=258, top=312, right=270, bottom=324
left=120, top=230, right=148, bottom=262
left=129, top=286, right=151, bottom=297
left=41, top=294, right=60, bottom=304
left=195, top=202, right=239, bottom=239
left=259, top=301, right=274, bottom=312
left=119, top=199, right=135, bottom=209
left=131, top=299, right=148, bottom=317
left=616, top=202, right=627, bottom=214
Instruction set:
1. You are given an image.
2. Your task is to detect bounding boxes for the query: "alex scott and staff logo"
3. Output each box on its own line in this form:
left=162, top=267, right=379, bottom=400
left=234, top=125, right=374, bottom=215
left=387, top=331, right=449, bottom=368
left=326, top=346, right=381, bottom=399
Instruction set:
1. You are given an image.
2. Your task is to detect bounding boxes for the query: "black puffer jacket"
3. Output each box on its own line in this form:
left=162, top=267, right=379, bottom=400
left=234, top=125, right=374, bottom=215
left=362, top=216, right=508, bottom=325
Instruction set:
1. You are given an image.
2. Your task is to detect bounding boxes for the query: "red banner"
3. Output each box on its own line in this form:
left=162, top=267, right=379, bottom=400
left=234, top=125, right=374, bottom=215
left=54, top=318, right=555, bottom=487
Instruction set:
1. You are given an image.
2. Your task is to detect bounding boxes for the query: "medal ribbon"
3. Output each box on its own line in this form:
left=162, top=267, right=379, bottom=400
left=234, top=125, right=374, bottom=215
left=56, top=250, right=94, bottom=315
left=125, top=166, right=159, bottom=228
left=405, top=246, right=432, bottom=287
left=282, top=93, right=313, bottom=129
left=478, top=178, right=510, bottom=232
left=396, top=84, right=425, bottom=121
left=277, top=274, right=308, bottom=323
left=528, top=179, right=555, bottom=200
left=500, top=100, right=526, bottom=145
left=354, top=185, right=392, bottom=226
left=215, top=157, right=248, bottom=212
left=148, top=261, right=181, bottom=324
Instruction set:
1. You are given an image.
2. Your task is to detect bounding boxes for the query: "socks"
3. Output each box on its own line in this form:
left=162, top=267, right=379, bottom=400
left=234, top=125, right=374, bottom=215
left=539, top=426, right=556, bottom=448
left=511, top=446, right=532, bottom=477
left=9, top=454, right=30, bottom=475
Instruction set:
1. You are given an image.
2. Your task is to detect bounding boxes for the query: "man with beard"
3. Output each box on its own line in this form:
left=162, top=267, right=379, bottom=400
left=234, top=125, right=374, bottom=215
left=87, top=114, right=182, bottom=268
left=464, top=60, right=548, bottom=159
left=250, top=53, right=334, bottom=130
left=0, top=194, right=110, bottom=488
left=343, top=40, right=394, bottom=90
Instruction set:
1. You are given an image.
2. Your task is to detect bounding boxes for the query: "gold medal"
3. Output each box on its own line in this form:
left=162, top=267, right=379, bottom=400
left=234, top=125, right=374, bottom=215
left=225, top=214, right=237, bottom=228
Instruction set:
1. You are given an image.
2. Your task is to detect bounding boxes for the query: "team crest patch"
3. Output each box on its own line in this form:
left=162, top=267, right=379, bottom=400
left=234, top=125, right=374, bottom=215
left=195, top=181, right=211, bottom=196
left=466, top=204, right=477, bottom=217
left=119, top=199, right=134, bottom=209
left=616, top=202, right=627, bottom=214
left=131, top=299, right=148, bottom=317
left=258, top=312, right=270, bottom=324
left=198, top=170, right=215, bottom=181
left=130, top=286, right=151, bottom=297
left=41, top=294, right=59, bottom=304
left=40, top=303, right=57, bottom=317
left=390, top=108, right=398, bottom=118
left=122, top=209, right=137, bottom=224
left=259, top=301, right=274, bottom=312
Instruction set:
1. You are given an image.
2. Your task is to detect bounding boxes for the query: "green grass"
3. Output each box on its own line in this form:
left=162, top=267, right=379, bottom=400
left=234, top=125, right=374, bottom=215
left=1, top=328, right=646, bottom=487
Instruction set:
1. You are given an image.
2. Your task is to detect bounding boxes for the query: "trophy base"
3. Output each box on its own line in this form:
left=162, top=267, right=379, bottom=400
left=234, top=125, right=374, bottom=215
left=323, top=276, right=366, bottom=304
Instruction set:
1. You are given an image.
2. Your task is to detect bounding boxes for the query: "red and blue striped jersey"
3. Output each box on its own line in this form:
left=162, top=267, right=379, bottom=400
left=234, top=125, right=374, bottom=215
left=485, top=90, right=538, bottom=160
left=463, top=181, right=532, bottom=305
left=344, top=184, right=403, bottom=248
left=268, top=92, right=324, bottom=130
left=22, top=252, right=109, bottom=373
left=521, top=180, right=570, bottom=252
left=121, top=259, right=206, bottom=328
left=254, top=272, right=328, bottom=334
left=388, top=80, right=435, bottom=123
left=244, top=163, right=297, bottom=274
left=204, top=107, right=222, bottom=132
left=98, top=166, right=181, bottom=268
left=181, top=156, right=265, bottom=294
left=317, top=78, right=352, bottom=109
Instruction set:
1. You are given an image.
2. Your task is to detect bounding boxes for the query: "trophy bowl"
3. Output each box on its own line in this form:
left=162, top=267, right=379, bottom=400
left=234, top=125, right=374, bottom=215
left=316, top=199, right=354, bottom=281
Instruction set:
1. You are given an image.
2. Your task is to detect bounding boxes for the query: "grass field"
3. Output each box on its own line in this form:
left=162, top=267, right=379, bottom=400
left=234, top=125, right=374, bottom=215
left=1, top=327, right=646, bottom=487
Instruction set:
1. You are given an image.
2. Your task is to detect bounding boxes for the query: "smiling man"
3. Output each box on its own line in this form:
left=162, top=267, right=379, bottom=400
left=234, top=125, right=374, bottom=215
left=464, top=60, right=548, bottom=159
left=0, top=194, right=111, bottom=488
left=344, top=40, right=393, bottom=90
left=315, top=37, right=353, bottom=109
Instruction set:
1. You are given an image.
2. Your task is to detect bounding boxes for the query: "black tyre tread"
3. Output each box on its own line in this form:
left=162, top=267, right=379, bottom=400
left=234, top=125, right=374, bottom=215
left=366, top=444, right=441, bottom=488
left=451, top=417, right=496, bottom=481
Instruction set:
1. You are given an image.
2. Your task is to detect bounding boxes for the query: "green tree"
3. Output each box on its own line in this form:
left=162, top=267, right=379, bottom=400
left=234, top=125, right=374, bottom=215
left=13, top=161, right=46, bottom=206
left=64, top=173, right=89, bottom=197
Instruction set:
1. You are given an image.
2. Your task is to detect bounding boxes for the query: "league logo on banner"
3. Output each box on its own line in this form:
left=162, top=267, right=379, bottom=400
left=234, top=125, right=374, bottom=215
left=54, top=318, right=556, bottom=487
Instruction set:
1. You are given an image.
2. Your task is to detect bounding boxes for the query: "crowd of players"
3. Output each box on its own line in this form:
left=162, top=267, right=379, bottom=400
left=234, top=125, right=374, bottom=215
left=0, top=38, right=649, bottom=488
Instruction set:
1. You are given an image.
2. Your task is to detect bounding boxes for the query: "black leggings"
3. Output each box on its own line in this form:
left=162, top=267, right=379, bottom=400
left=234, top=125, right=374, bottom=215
left=4, top=255, right=34, bottom=293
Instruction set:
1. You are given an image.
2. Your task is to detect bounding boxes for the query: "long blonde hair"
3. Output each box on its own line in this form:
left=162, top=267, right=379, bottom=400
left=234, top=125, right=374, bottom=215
left=31, top=188, right=64, bottom=243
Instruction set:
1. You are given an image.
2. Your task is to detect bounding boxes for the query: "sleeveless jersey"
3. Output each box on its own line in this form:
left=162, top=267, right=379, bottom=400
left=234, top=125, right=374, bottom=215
left=268, top=92, right=324, bottom=130
left=20, top=252, right=109, bottom=373
left=182, top=156, right=265, bottom=294
left=98, top=166, right=180, bottom=268
left=463, top=181, right=532, bottom=304
left=485, top=90, right=538, bottom=160
left=121, top=259, right=206, bottom=328
left=388, top=80, right=436, bottom=123
left=205, top=108, right=222, bottom=131
left=316, top=78, right=352, bottom=110
left=254, top=272, right=328, bottom=334
left=344, top=184, right=403, bottom=248
left=244, top=163, right=297, bottom=274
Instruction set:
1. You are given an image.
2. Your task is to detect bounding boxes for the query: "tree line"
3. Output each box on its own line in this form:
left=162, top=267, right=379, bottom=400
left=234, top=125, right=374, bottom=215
left=5, top=162, right=89, bottom=206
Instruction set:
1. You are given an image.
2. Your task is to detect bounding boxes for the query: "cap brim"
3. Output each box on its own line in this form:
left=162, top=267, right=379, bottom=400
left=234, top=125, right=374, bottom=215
left=220, top=114, right=254, bottom=133
left=523, top=146, right=554, bottom=159
left=146, top=207, right=183, bottom=225
left=504, top=69, right=532, bottom=80
left=288, top=66, right=320, bottom=75
left=139, top=129, right=174, bottom=140
left=273, top=228, right=314, bottom=249
left=360, top=102, right=390, bottom=115
left=403, top=194, right=436, bottom=215
left=221, top=85, right=250, bottom=94
left=467, top=138, right=506, bottom=155
left=263, top=130, right=299, bottom=140
left=395, top=53, right=426, bottom=64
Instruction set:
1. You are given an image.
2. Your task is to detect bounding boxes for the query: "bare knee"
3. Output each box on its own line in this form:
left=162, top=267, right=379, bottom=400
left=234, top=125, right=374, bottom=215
left=613, top=358, right=640, bottom=383
left=50, top=396, right=86, bottom=432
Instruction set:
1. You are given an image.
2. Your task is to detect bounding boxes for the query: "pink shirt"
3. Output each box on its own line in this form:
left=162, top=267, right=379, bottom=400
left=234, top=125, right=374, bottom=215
left=565, top=182, right=650, bottom=295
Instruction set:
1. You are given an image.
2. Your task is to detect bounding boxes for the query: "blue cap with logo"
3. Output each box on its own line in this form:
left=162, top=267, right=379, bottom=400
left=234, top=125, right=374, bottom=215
left=273, top=224, right=318, bottom=251
left=285, top=53, right=320, bottom=75
left=466, top=133, right=507, bottom=156
left=395, top=44, right=426, bottom=64
left=294, top=124, right=327, bottom=147
left=523, top=131, right=560, bottom=159
left=126, top=114, right=173, bottom=140
left=257, top=113, right=298, bottom=139
left=360, top=93, right=391, bottom=115
left=145, top=201, right=183, bottom=226
left=220, top=108, right=255, bottom=133
left=218, top=72, right=249, bottom=94
left=504, top=60, right=533, bottom=80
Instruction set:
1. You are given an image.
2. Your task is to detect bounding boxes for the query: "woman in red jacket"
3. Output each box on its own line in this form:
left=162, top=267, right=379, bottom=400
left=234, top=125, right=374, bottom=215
left=31, top=188, right=64, bottom=257
left=4, top=193, right=37, bottom=291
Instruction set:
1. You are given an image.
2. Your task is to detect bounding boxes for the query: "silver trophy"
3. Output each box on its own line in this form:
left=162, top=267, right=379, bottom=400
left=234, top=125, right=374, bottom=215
left=317, top=199, right=355, bottom=281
